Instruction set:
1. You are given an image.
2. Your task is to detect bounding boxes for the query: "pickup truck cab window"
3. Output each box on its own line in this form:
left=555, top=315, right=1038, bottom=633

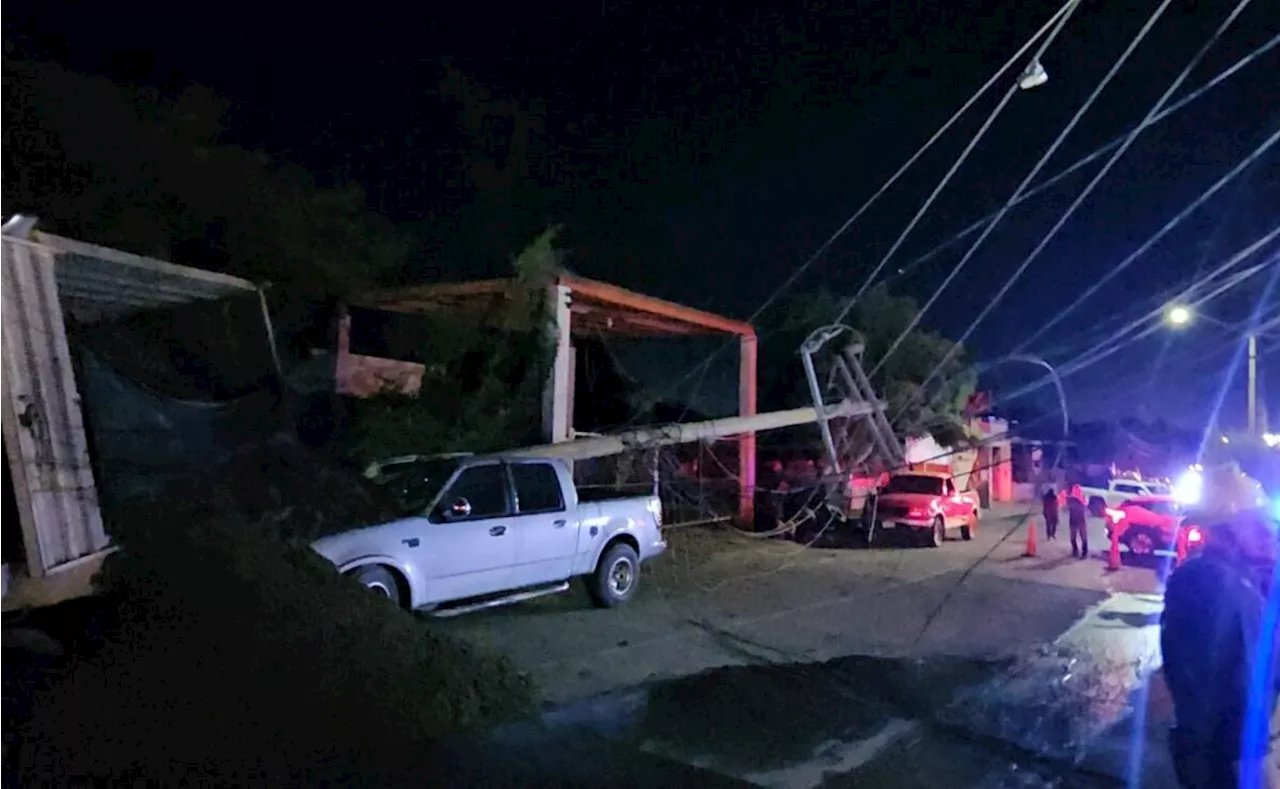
left=373, top=457, right=464, bottom=516
left=883, top=474, right=944, bottom=496
left=509, top=462, right=566, bottom=514
left=434, top=463, right=511, bottom=521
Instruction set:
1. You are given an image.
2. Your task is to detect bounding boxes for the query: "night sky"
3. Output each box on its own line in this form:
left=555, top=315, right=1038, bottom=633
left=5, top=0, right=1279, bottom=429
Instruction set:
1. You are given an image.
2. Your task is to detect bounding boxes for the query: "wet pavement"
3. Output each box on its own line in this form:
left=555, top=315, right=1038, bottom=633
left=441, top=507, right=1175, bottom=787
left=515, top=590, right=1171, bottom=788
left=527, top=650, right=1141, bottom=788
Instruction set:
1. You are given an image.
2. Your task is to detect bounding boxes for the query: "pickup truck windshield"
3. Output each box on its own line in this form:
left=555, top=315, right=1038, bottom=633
left=373, top=458, right=463, bottom=515
left=882, top=475, right=945, bottom=495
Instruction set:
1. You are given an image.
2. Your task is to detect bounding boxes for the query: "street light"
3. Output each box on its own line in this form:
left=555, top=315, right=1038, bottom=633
left=1165, top=304, right=1192, bottom=327
left=1164, top=304, right=1259, bottom=436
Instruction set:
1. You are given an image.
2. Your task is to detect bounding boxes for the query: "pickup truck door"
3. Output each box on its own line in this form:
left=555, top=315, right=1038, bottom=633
left=427, top=462, right=518, bottom=602
left=506, top=461, right=579, bottom=587
left=942, top=479, right=965, bottom=525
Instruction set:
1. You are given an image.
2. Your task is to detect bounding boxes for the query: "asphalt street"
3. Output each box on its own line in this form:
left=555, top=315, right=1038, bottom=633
left=437, top=504, right=1172, bottom=788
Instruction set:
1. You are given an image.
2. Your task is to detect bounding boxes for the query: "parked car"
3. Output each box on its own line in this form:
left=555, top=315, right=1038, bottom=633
left=869, top=470, right=981, bottom=547
left=1103, top=495, right=1185, bottom=556
left=1080, top=479, right=1171, bottom=516
left=313, top=455, right=666, bottom=615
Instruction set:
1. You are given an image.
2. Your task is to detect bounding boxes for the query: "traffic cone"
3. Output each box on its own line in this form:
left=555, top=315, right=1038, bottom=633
left=1024, top=518, right=1038, bottom=557
left=1107, top=526, right=1122, bottom=572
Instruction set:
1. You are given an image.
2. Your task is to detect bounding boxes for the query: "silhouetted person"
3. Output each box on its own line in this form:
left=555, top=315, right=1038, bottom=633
left=1041, top=487, right=1060, bottom=540
left=1161, top=510, right=1279, bottom=788
left=1067, top=484, right=1089, bottom=558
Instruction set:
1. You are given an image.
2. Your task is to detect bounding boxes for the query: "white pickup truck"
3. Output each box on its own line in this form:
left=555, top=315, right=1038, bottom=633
left=312, top=455, right=666, bottom=615
left=1079, top=478, right=1170, bottom=516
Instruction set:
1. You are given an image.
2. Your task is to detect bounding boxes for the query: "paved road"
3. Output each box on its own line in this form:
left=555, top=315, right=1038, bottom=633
left=435, top=504, right=1172, bottom=788
left=438, top=504, right=1162, bottom=703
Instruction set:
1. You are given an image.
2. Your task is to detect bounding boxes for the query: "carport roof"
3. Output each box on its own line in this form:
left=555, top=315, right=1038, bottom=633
left=359, top=272, right=756, bottom=338
left=2, top=222, right=256, bottom=322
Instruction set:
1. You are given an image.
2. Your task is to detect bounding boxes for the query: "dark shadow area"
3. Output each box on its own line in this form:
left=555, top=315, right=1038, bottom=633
left=1096, top=610, right=1163, bottom=629
left=635, top=655, right=1006, bottom=772
left=2, top=442, right=24, bottom=569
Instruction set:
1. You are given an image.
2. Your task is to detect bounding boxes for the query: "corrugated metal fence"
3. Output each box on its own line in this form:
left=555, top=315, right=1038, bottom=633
left=2, top=235, right=110, bottom=573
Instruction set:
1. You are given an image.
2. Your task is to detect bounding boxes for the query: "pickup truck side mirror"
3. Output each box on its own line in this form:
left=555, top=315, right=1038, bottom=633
left=441, top=498, right=472, bottom=520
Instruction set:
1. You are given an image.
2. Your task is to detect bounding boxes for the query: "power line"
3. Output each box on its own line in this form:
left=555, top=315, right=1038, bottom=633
left=1028, top=252, right=1276, bottom=391
left=832, top=1, right=1084, bottom=325
left=911, top=233, right=1278, bottom=436
left=1012, top=125, right=1280, bottom=357
left=882, top=0, right=1261, bottom=386
left=751, top=0, right=1080, bottom=328
left=880, top=32, right=1280, bottom=289
left=873, top=0, right=1180, bottom=391
left=1013, top=153, right=1275, bottom=356
left=998, top=244, right=1280, bottom=407
left=617, top=1, right=1084, bottom=424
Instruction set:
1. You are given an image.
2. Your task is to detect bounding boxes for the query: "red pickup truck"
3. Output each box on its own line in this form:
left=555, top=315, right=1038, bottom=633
left=870, top=470, right=981, bottom=547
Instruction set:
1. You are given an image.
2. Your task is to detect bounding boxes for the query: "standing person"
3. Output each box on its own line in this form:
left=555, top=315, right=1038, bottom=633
left=1067, top=484, right=1089, bottom=559
left=1041, top=486, right=1060, bottom=540
left=1161, top=510, right=1278, bottom=789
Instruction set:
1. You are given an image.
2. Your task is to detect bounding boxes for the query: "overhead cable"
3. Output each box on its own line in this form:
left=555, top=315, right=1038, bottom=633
left=1000, top=240, right=1280, bottom=404
left=1005, top=0, right=1269, bottom=356
left=882, top=31, right=1280, bottom=288
left=751, top=0, right=1080, bottom=325
left=873, top=0, right=1179, bottom=388
left=832, top=0, right=1085, bottom=322
left=618, top=0, right=1084, bottom=421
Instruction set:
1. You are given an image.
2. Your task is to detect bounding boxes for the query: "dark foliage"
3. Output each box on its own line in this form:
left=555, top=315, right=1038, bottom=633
left=9, top=462, right=535, bottom=785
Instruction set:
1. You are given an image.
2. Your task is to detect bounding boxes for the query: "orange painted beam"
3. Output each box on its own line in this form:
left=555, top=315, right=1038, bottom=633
left=561, top=274, right=754, bottom=337
left=738, top=333, right=758, bottom=527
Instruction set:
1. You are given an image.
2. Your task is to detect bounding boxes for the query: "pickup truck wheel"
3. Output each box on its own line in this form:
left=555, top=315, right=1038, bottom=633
left=590, top=544, right=641, bottom=608
left=1123, top=527, right=1159, bottom=556
left=351, top=565, right=403, bottom=608
left=922, top=516, right=944, bottom=548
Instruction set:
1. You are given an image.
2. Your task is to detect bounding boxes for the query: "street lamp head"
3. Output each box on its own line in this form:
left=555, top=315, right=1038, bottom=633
left=1166, top=304, right=1193, bottom=327
left=1018, top=60, right=1049, bottom=91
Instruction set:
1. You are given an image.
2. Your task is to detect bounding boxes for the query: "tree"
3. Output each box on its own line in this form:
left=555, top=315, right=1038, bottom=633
left=2, top=58, right=410, bottom=297
left=344, top=228, right=563, bottom=462
left=758, top=285, right=976, bottom=448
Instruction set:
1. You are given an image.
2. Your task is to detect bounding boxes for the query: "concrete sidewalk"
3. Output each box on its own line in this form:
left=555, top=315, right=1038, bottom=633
left=1054, top=592, right=1177, bottom=786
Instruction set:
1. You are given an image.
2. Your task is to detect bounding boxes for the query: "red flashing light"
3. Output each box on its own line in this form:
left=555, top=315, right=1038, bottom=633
left=1187, top=526, right=1203, bottom=543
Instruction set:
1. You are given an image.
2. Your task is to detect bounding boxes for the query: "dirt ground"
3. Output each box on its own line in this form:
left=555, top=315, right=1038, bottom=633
left=437, top=505, right=1164, bottom=704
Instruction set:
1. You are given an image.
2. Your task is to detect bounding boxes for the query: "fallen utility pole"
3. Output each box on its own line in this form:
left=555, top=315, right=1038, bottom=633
left=511, top=400, right=883, bottom=462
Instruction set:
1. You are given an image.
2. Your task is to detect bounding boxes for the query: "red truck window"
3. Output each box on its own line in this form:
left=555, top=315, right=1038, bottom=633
left=883, top=475, right=945, bottom=496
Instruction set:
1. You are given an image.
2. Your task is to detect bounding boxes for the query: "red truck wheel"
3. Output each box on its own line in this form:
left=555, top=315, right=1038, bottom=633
left=922, top=516, right=944, bottom=547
